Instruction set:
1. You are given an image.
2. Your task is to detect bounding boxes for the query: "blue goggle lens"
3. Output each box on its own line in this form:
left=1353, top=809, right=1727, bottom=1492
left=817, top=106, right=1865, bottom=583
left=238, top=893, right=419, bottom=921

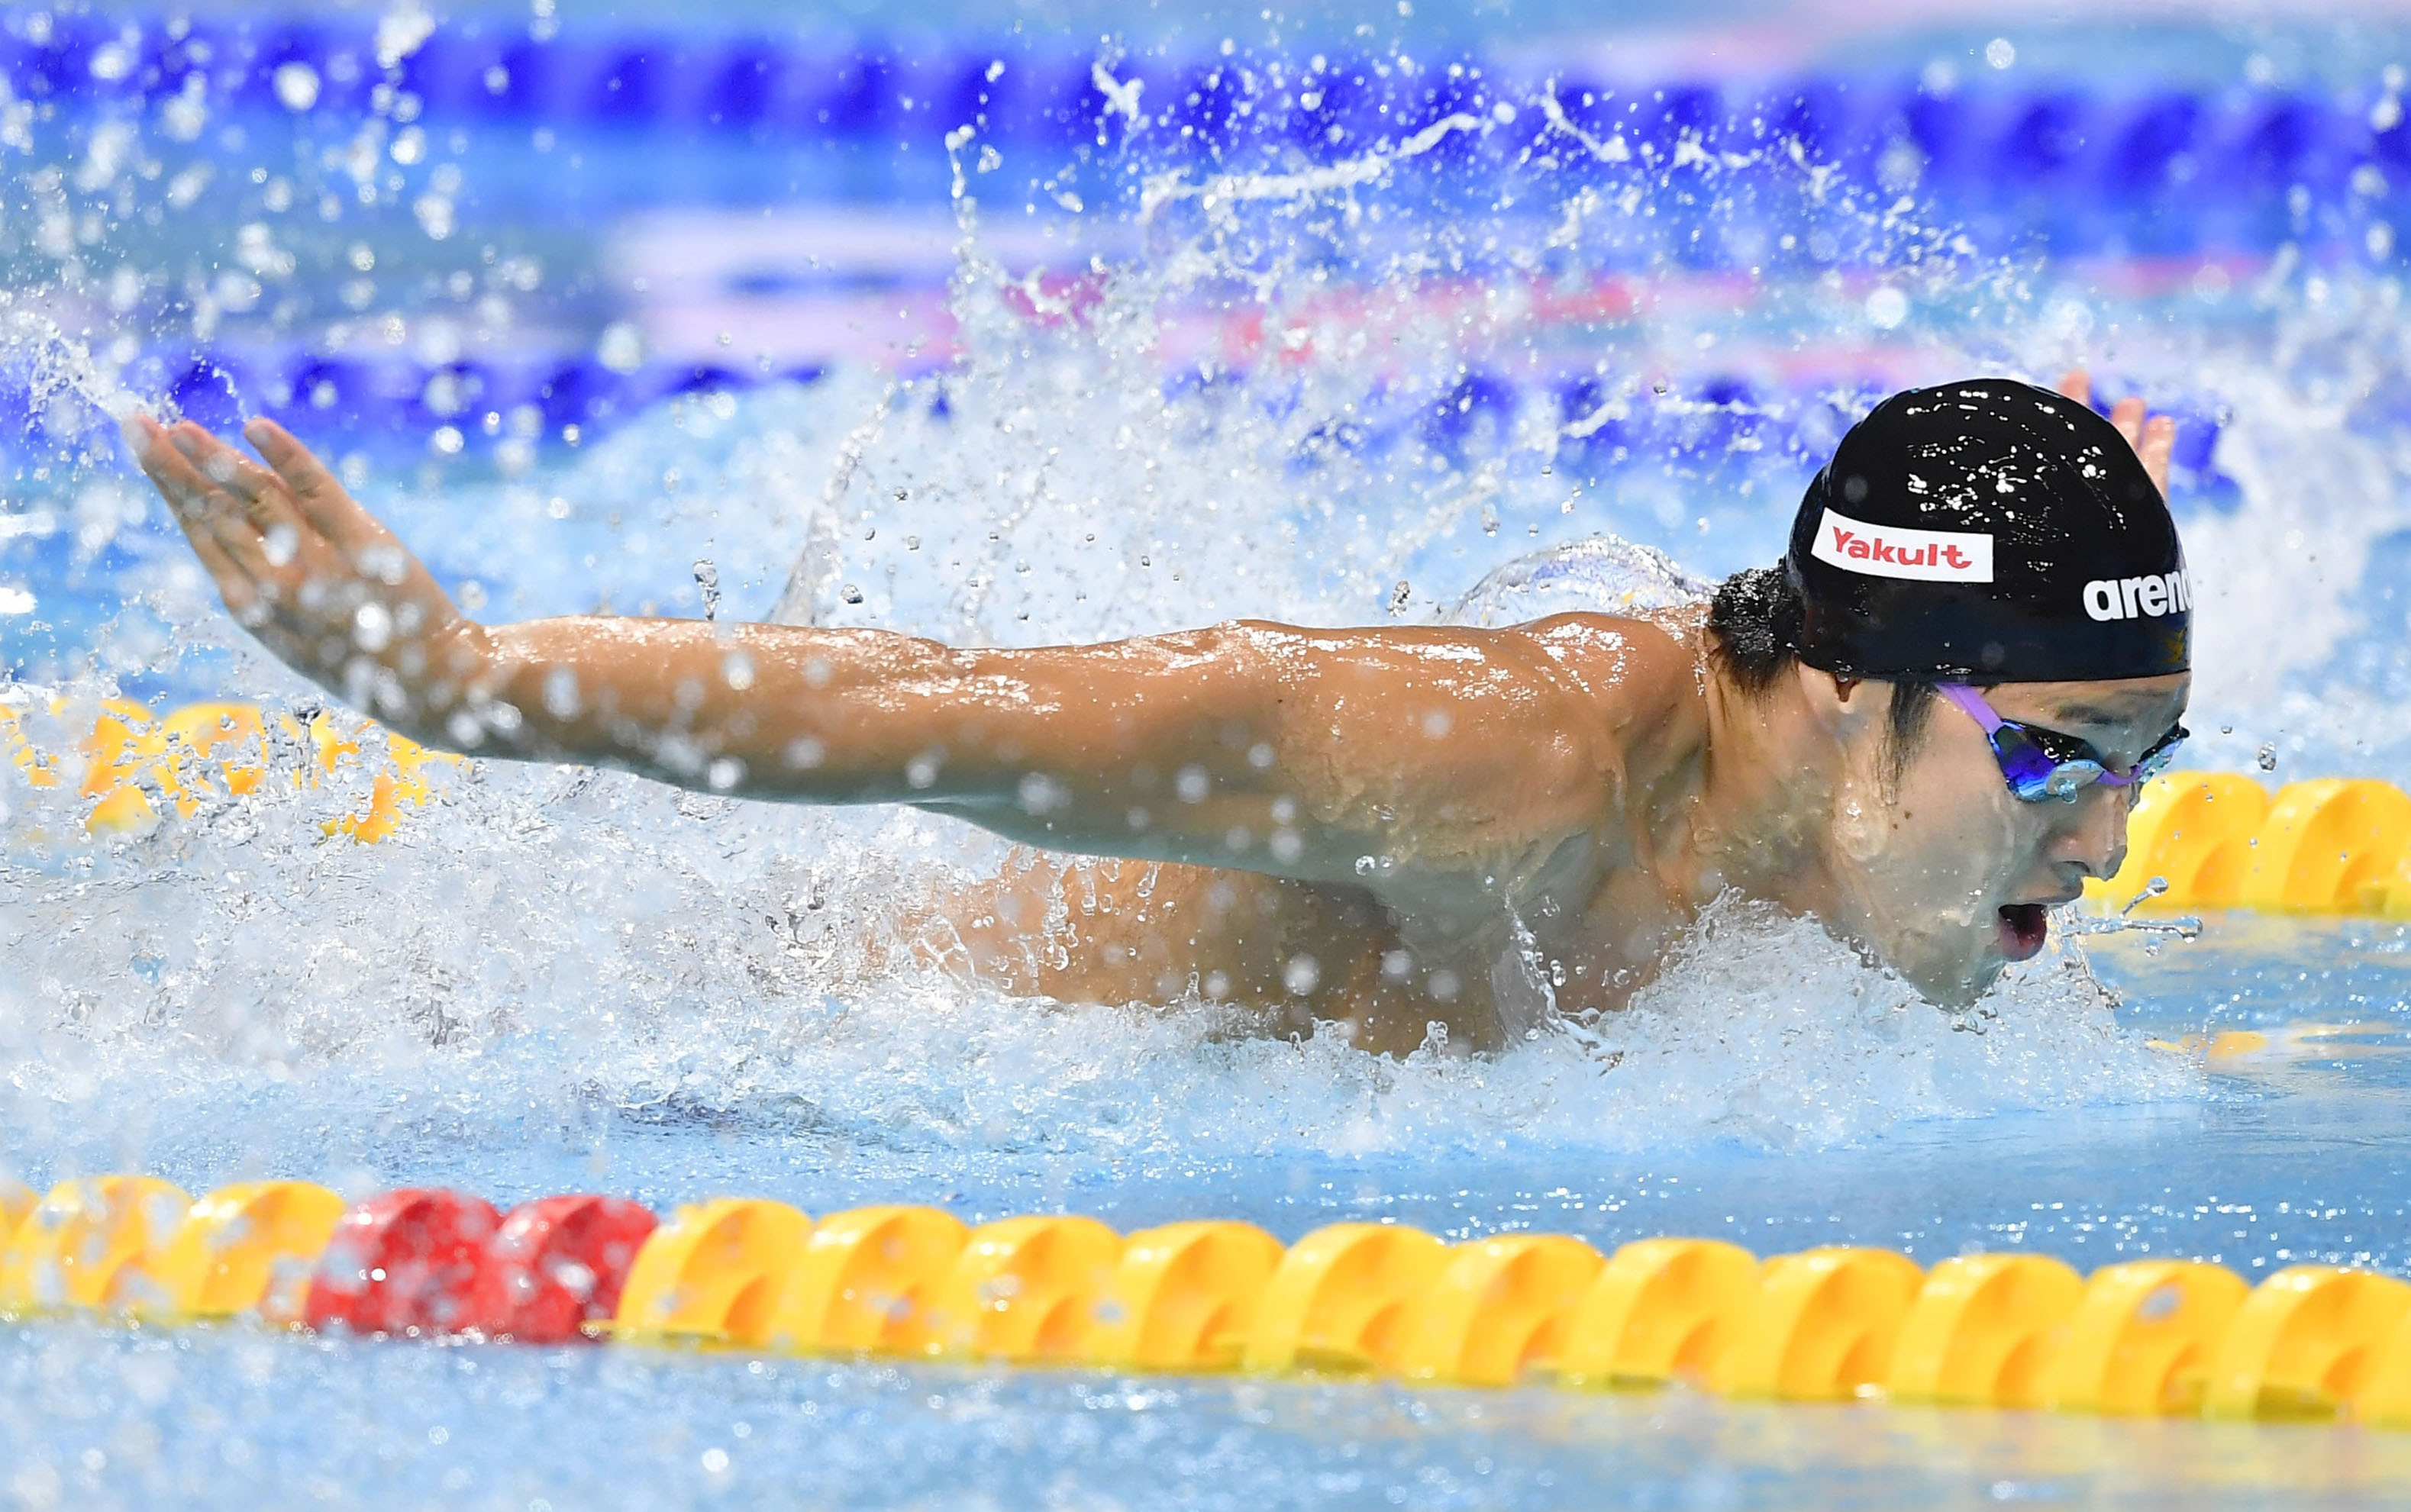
left=1992, top=724, right=2187, bottom=803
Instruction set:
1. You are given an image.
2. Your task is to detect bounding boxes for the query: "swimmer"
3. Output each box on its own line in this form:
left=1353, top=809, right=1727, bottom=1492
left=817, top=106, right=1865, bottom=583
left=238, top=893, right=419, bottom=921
left=122, top=372, right=2187, bottom=1056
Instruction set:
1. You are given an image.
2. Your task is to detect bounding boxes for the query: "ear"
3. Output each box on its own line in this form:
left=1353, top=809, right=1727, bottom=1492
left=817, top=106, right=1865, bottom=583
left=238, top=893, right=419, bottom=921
left=1793, top=664, right=1890, bottom=743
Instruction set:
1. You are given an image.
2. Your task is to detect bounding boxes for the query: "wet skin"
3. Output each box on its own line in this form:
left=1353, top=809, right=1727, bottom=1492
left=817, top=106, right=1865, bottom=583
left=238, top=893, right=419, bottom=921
left=121, top=374, right=2181, bottom=1056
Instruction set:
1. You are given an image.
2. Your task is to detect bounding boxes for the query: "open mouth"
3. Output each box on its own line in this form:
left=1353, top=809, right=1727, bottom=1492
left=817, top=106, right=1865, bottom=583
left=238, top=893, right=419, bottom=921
left=1996, top=903, right=2051, bottom=961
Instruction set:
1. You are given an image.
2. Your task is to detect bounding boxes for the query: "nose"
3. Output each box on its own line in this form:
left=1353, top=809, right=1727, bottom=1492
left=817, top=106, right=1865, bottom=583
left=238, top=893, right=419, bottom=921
left=2050, top=784, right=2132, bottom=880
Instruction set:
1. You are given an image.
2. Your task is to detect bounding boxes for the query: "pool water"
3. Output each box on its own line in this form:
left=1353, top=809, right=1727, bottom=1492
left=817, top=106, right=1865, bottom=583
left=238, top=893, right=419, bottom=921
left=10, top=2, right=2411, bottom=1507
left=5, top=920, right=2411, bottom=1507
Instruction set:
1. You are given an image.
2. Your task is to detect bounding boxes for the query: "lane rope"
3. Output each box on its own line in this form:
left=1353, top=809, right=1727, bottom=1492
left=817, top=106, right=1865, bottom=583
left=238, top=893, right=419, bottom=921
left=2, top=1173, right=2406, bottom=1424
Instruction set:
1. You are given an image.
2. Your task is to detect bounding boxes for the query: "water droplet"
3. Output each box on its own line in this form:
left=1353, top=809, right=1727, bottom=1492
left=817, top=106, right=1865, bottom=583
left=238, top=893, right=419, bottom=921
left=1282, top=954, right=1322, bottom=995
left=596, top=321, right=646, bottom=374
left=272, top=61, right=321, bottom=112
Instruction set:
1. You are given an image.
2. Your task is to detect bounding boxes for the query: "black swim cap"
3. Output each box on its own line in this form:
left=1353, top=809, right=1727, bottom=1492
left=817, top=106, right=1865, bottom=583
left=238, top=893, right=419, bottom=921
left=1782, top=378, right=2189, bottom=682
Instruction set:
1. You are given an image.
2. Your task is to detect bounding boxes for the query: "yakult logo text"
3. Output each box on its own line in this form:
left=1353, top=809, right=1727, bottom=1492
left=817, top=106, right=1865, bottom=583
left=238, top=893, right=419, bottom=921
left=2083, top=570, right=2190, bottom=621
left=1809, top=508, right=1995, bottom=583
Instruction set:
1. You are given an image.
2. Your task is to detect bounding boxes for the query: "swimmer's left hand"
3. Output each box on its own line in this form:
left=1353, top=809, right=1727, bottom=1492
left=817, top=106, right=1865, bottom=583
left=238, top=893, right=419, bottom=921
left=2056, top=369, right=2176, bottom=499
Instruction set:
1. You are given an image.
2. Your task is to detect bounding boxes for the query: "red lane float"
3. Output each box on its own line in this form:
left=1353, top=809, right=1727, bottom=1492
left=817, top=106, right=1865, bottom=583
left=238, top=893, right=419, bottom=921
left=303, top=1188, right=502, bottom=1336
left=466, top=1194, right=659, bottom=1343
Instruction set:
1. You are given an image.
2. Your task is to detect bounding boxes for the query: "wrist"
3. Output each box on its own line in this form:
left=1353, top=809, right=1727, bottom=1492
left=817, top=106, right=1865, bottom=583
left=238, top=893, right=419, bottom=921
left=402, top=621, right=504, bottom=750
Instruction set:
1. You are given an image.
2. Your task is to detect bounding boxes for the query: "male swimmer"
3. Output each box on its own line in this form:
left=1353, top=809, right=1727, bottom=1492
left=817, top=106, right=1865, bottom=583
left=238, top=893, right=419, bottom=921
left=123, top=374, right=2187, bottom=1057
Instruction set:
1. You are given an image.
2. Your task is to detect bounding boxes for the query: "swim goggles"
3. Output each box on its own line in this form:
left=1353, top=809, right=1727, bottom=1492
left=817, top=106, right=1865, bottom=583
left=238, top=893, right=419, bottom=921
left=1936, top=683, right=2187, bottom=803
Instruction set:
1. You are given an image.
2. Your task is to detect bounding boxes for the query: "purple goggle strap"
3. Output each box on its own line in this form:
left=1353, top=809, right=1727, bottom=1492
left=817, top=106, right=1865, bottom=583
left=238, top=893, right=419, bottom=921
left=1935, top=682, right=2135, bottom=788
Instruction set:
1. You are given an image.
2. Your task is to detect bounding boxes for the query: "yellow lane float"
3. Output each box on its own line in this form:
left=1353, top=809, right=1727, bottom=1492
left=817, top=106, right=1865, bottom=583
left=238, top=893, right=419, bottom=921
left=2092, top=772, right=2270, bottom=912
left=1086, top=1220, right=1286, bottom=1372
left=764, top=1204, right=970, bottom=1356
left=2039, top=1260, right=2250, bottom=1416
left=610, top=1198, right=812, bottom=1347
left=1241, top=1221, right=1450, bottom=1375
left=1887, top=1252, right=2085, bottom=1409
left=146, top=1179, right=348, bottom=1323
left=1556, top=1236, right=1760, bottom=1389
left=0, top=1176, right=194, bottom=1314
left=0, top=1178, right=35, bottom=1236
left=12, top=1173, right=2411, bottom=1439
left=2355, top=1307, right=2411, bottom=1430
left=2203, top=1265, right=2411, bottom=1420
left=1714, top=1246, right=1925, bottom=1401
left=0, top=692, right=463, bottom=843
left=2242, top=779, right=2411, bottom=915
left=2088, top=769, right=2411, bottom=917
left=1392, top=1233, right=1604, bottom=1387
left=924, top=1214, right=1124, bottom=1363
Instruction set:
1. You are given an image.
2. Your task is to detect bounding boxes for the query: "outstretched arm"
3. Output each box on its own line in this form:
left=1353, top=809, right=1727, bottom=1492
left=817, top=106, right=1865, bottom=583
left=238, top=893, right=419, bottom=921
left=128, top=415, right=1633, bottom=887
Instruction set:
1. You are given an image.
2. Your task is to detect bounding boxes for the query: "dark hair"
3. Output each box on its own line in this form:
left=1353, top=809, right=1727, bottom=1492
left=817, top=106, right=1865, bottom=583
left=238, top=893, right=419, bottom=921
left=1708, top=565, right=1937, bottom=777
left=1706, top=565, right=1804, bottom=695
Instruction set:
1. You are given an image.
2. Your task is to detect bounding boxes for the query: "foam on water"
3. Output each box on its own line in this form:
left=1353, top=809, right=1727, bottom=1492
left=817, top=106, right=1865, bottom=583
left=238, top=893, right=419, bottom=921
left=0, top=670, right=2190, bottom=1186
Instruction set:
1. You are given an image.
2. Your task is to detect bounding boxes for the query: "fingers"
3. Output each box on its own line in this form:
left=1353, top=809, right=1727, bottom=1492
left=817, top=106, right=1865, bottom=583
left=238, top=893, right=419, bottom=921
left=130, top=419, right=267, bottom=621
left=2060, top=384, right=2174, bottom=498
left=166, top=421, right=278, bottom=500
left=124, top=414, right=421, bottom=689
left=128, top=419, right=301, bottom=601
left=182, top=517, right=264, bottom=621
left=162, top=421, right=304, bottom=543
left=243, top=417, right=386, bottom=556
left=127, top=415, right=244, bottom=536
left=129, top=417, right=244, bottom=520
left=2138, top=413, right=2176, bottom=498
left=2109, top=395, right=2147, bottom=453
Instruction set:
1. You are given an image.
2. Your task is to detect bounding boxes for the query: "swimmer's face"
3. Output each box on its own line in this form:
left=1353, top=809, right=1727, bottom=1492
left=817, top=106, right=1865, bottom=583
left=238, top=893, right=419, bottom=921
left=1826, top=673, right=2191, bottom=1006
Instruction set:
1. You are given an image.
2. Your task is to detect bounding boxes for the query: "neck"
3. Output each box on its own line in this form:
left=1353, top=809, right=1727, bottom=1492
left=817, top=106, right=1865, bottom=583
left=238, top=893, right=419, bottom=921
left=1682, top=646, right=1846, bottom=919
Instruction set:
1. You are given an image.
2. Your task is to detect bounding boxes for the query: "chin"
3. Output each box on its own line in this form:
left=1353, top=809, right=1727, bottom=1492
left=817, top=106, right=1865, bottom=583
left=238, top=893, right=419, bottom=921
left=1893, top=948, right=2004, bottom=1009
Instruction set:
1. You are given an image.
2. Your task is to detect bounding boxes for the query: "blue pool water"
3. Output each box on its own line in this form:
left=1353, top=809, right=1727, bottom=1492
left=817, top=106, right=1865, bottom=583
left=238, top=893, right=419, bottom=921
left=11, top=1, right=2411, bottom=1505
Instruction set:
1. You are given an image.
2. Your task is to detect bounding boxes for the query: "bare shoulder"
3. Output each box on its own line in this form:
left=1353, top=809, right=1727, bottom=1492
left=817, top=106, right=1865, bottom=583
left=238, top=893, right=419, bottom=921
left=1489, top=609, right=1704, bottom=726
left=1219, top=610, right=1702, bottom=757
left=1184, top=615, right=1689, bottom=863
